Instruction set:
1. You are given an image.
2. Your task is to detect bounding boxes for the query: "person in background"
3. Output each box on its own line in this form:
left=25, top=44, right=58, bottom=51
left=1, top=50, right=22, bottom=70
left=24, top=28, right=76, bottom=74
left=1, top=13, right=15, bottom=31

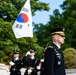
left=9, top=50, right=22, bottom=75
left=44, top=27, right=66, bottom=75
left=37, top=51, right=45, bottom=75
left=22, top=49, right=39, bottom=75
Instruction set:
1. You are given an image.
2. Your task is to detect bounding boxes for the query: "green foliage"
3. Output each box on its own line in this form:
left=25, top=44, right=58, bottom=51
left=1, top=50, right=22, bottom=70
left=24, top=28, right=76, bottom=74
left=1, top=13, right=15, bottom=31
left=60, top=0, right=76, bottom=48
left=0, top=51, right=5, bottom=62
left=34, top=23, right=50, bottom=47
left=0, top=19, right=44, bottom=63
left=33, top=0, right=76, bottom=69
left=1, top=0, right=76, bottom=69
left=0, top=0, right=49, bottom=22
left=63, top=48, right=76, bottom=68
left=34, top=0, right=76, bottom=49
left=0, top=0, right=49, bottom=64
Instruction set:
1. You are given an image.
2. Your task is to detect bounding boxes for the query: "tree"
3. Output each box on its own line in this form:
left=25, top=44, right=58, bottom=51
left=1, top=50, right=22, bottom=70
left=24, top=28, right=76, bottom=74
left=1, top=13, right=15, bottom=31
left=0, top=0, right=49, bottom=22
left=35, top=0, right=76, bottom=49
left=63, top=48, right=76, bottom=68
left=34, top=23, right=50, bottom=47
left=60, top=0, right=76, bottom=48
left=0, top=0, right=49, bottom=64
left=34, top=9, right=65, bottom=48
left=0, top=51, right=5, bottom=63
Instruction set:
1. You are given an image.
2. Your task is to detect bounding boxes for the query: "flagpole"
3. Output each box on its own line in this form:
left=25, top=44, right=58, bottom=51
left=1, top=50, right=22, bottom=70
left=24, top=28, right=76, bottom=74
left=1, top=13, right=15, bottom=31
left=12, top=0, right=33, bottom=69
left=28, top=37, right=30, bottom=51
left=28, top=37, right=31, bottom=69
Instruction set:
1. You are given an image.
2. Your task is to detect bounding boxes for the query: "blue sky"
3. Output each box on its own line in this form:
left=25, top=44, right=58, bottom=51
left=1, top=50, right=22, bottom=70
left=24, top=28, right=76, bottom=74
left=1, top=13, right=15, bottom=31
left=32, top=0, right=65, bottom=24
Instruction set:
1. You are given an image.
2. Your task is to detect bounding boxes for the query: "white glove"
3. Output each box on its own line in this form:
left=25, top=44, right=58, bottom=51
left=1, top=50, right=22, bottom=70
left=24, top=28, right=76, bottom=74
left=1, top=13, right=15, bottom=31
left=26, top=51, right=30, bottom=56
left=36, top=66, right=41, bottom=70
left=40, top=59, right=44, bottom=62
left=28, top=69, right=32, bottom=74
left=10, top=61, right=15, bottom=66
left=28, top=69, right=32, bottom=73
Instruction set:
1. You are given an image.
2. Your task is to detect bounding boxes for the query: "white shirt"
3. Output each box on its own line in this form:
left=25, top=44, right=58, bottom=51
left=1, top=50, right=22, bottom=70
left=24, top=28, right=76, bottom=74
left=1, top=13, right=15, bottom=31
left=53, top=42, right=60, bottom=49
left=30, top=56, right=34, bottom=59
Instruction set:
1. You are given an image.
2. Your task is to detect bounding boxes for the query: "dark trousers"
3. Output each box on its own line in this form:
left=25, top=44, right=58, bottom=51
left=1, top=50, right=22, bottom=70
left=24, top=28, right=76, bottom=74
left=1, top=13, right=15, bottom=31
left=10, top=71, right=21, bottom=75
left=40, top=69, right=44, bottom=75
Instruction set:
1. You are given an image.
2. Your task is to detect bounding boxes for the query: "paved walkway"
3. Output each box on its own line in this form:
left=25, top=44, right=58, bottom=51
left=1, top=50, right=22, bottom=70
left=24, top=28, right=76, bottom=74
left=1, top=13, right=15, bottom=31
left=0, top=63, right=76, bottom=75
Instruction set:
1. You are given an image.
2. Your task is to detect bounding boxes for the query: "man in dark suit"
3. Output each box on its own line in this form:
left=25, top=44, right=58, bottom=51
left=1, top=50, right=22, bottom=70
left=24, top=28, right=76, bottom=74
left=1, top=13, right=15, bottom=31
left=44, top=27, right=66, bottom=75
left=10, top=50, right=22, bottom=75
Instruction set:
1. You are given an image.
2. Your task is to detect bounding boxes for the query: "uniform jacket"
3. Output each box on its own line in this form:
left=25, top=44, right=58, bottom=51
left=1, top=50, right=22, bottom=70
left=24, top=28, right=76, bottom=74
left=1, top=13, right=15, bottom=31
left=10, top=58, right=22, bottom=75
left=44, top=43, right=66, bottom=75
left=22, top=56, right=39, bottom=75
left=22, top=56, right=39, bottom=68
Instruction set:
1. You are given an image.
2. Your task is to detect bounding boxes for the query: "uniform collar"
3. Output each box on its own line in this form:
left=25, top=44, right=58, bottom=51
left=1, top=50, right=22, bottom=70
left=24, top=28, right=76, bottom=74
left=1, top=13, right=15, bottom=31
left=53, top=42, right=60, bottom=49
left=14, top=57, right=19, bottom=61
left=30, top=56, right=35, bottom=59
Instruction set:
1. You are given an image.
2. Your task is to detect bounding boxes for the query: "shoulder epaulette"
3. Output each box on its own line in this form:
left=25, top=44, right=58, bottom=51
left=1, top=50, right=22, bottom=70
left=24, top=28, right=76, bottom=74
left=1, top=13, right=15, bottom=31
left=44, top=46, right=53, bottom=52
left=48, top=46, right=53, bottom=48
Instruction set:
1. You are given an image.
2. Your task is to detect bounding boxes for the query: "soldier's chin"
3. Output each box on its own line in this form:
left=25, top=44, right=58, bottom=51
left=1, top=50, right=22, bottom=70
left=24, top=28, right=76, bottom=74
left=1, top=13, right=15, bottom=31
left=62, top=41, right=64, bottom=44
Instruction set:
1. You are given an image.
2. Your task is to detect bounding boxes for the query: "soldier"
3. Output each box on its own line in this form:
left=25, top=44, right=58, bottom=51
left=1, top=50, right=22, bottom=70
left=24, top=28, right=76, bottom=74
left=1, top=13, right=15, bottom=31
left=22, top=49, right=39, bottom=75
left=44, top=27, right=66, bottom=75
left=9, top=50, right=22, bottom=75
left=37, top=51, right=45, bottom=75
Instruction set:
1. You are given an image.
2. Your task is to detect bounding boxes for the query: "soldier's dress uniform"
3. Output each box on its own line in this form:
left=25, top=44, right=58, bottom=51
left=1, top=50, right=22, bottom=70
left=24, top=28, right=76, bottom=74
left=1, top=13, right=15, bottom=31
left=44, top=27, right=66, bottom=75
left=22, top=50, right=39, bottom=75
left=10, top=58, right=22, bottom=75
left=10, top=50, right=22, bottom=75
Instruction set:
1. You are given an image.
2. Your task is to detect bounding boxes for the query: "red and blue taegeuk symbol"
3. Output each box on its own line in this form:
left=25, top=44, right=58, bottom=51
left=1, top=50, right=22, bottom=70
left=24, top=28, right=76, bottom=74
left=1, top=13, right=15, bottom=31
left=17, top=13, right=28, bottom=23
